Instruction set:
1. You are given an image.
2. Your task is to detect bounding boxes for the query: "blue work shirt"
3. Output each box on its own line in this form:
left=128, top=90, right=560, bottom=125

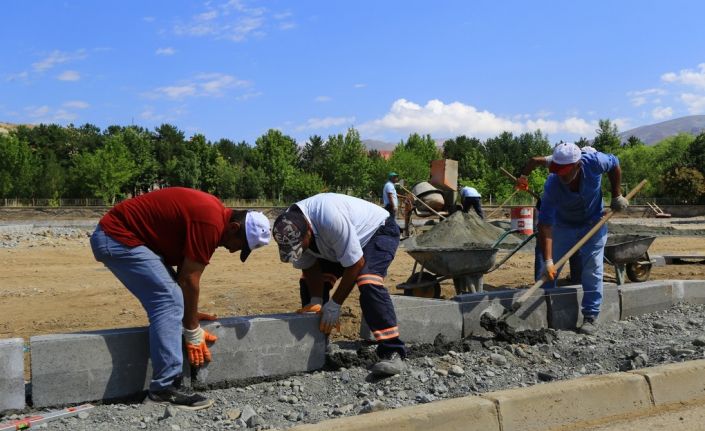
left=538, top=152, right=619, bottom=228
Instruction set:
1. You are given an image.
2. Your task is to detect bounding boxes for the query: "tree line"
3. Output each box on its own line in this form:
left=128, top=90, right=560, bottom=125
left=1, top=119, right=704, bottom=205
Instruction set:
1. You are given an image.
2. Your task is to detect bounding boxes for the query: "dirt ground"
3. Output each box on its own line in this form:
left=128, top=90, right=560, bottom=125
left=2, top=228, right=705, bottom=344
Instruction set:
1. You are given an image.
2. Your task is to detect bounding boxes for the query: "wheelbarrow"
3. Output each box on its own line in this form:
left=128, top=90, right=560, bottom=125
left=397, top=229, right=536, bottom=298
left=603, top=234, right=656, bottom=285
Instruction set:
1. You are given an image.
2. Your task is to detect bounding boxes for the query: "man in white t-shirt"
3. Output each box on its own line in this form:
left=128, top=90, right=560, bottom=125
left=459, top=185, right=483, bottom=218
left=382, top=172, right=399, bottom=217
left=272, top=193, right=406, bottom=376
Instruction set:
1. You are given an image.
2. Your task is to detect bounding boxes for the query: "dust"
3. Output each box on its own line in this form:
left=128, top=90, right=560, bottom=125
left=411, top=211, right=520, bottom=250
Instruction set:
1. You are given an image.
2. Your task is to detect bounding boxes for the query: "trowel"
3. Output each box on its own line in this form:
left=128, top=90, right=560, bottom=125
left=480, top=179, right=647, bottom=335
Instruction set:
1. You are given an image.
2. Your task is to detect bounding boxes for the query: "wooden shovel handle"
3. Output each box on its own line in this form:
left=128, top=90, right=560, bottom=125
left=514, top=179, right=648, bottom=307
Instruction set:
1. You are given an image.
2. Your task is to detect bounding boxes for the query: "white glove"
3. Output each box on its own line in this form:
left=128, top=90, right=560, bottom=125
left=319, top=300, right=341, bottom=334
left=183, top=326, right=204, bottom=345
left=610, top=195, right=629, bottom=212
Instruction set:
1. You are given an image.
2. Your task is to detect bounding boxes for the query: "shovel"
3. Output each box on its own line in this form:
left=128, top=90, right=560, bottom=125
left=481, top=179, right=647, bottom=332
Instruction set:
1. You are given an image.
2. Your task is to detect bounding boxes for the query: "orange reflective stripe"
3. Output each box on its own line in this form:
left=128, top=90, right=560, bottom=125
left=372, top=326, right=399, bottom=340
left=357, top=274, right=384, bottom=286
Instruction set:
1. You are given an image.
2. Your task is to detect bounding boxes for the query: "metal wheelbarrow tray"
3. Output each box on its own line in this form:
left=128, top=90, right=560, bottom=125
left=603, top=234, right=656, bottom=284
left=405, top=247, right=499, bottom=277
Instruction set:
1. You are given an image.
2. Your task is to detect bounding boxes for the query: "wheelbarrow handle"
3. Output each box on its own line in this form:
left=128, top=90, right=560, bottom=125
left=512, top=179, right=648, bottom=310
left=487, top=231, right=538, bottom=273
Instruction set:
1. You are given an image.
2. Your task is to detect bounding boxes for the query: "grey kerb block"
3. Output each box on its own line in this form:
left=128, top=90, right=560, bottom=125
left=619, top=280, right=674, bottom=320
left=674, top=280, right=705, bottom=305
left=0, top=338, right=25, bottom=412
left=360, top=295, right=463, bottom=344
left=30, top=327, right=154, bottom=408
left=546, top=283, right=620, bottom=330
left=453, top=288, right=548, bottom=338
left=193, top=313, right=326, bottom=387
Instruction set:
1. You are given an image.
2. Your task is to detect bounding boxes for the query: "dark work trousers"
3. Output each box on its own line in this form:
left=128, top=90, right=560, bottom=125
left=384, top=204, right=396, bottom=218
left=299, top=259, right=343, bottom=305
left=300, top=216, right=406, bottom=358
left=461, top=197, right=484, bottom=219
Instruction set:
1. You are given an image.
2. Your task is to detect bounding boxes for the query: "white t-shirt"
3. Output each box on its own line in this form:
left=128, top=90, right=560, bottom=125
left=460, top=186, right=481, bottom=198
left=292, top=193, right=389, bottom=269
left=382, top=181, right=398, bottom=207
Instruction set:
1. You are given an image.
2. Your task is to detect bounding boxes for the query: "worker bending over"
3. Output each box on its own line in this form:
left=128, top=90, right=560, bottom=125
left=273, top=193, right=406, bottom=376
left=534, top=143, right=627, bottom=334
left=459, top=184, right=484, bottom=218
left=90, top=187, right=270, bottom=409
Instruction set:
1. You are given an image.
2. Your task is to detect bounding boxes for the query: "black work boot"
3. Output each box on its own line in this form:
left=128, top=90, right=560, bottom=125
left=370, top=352, right=405, bottom=376
left=148, top=385, right=214, bottom=411
left=579, top=315, right=598, bottom=335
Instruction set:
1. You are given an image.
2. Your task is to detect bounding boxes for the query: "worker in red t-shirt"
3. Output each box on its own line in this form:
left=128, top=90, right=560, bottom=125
left=90, top=187, right=270, bottom=410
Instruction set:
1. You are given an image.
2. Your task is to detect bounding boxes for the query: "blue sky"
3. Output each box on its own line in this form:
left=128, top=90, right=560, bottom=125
left=2, top=1, right=705, bottom=148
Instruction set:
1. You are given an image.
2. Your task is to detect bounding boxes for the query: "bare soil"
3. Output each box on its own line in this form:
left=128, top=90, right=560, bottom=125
left=2, top=231, right=704, bottom=343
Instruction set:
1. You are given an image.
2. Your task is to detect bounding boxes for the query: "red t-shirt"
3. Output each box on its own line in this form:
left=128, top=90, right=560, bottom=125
left=99, top=187, right=232, bottom=266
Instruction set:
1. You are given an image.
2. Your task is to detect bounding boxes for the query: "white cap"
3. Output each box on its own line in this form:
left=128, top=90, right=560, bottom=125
left=552, top=142, right=582, bottom=165
left=241, top=211, right=271, bottom=262
left=581, top=145, right=597, bottom=154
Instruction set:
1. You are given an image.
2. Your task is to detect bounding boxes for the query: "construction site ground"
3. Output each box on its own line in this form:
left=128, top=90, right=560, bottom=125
left=1, top=215, right=705, bottom=344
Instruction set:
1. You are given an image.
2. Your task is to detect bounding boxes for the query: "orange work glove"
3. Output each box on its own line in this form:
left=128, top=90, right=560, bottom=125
left=515, top=175, right=529, bottom=191
left=544, top=259, right=557, bottom=281
left=296, top=297, right=323, bottom=314
left=197, top=311, right=218, bottom=321
left=184, top=326, right=218, bottom=367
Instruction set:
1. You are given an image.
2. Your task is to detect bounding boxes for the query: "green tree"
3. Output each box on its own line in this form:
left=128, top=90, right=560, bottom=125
left=322, top=128, right=370, bottom=194
left=254, top=129, right=299, bottom=201
left=686, top=132, right=705, bottom=175
left=593, top=119, right=621, bottom=153
left=662, top=166, right=705, bottom=204
left=442, top=135, right=489, bottom=180
left=625, top=135, right=645, bottom=148
left=120, top=127, right=158, bottom=195
left=0, top=133, right=38, bottom=197
left=70, top=135, right=137, bottom=203
left=285, top=170, right=326, bottom=200
left=211, top=155, right=239, bottom=198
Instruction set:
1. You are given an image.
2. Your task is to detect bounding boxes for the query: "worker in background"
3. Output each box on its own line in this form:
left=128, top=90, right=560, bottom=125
left=459, top=184, right=484, bottom=219
left=516, top=146, right=598, bottom=283
left=530, top=143, right=627, bottom=335
left=272, top=193, right=406, bottom=376
left=90, top=187, right=270, bottom=410
left=382, top=172, right=400, bottom=217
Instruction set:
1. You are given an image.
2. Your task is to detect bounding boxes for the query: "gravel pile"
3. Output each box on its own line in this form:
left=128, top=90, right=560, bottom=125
left=7, top=302, right=705, bottom=430
left=0, top=227, right=92, bottom=248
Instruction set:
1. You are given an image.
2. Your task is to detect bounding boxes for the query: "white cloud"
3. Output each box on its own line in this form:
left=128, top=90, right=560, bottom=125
left=651, top=106, right=674, bottom=120
left=23, top=105, right=80, bottom=122
left=295, top=116, right=355, bottom=131
left=353, top=83, right=367, bottom=89
left=681, top=93, right=705, bottom=114
left=314, top=96, right=331, bottom=102
left=173, top=1, right=291, bottom=42
left=236, top=91, right=263, bottom=101
left=63, top=100, right=89, bottom=109
left=359, top=98, right=598, bottom=138
left=32, top=49, right=86, bottom=72
left=662, top=63, right=705, bottom=89
left=627, top=88, right=666, bottom=107
left=5, top=71, right=29, bottom=82
left=143, top=16, right=156, bottom=22
left=57, top=70, right=80, bottom=81
left=147, top=73, right=251, bottom=99
left=155, top=47, right=176, bottom=56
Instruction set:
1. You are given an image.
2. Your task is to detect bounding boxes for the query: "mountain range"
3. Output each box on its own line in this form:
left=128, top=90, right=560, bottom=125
left=618, top=115, right=705, bottom=145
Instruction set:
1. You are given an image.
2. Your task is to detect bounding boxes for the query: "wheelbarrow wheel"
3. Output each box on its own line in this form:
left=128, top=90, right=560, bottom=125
left=626, top=261, right=652, bottom=282
left=403, top=272, right=441, bottom=299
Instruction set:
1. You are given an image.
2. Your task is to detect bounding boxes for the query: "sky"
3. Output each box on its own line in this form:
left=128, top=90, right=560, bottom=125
left=2, top=1, right=705, bottom=149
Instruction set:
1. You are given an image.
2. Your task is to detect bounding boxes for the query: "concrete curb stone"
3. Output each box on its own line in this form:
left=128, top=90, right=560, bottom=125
left=619, top=280, right=674, bottom=319
left=360, top=296, right=463, bottom=344
left=630, top=359, right=705, bottom=406
left=547, top=283, right=620, bottom=329
left=290, top=395, right=500, bottom=431
left=0, top=338, right=25, bottom=411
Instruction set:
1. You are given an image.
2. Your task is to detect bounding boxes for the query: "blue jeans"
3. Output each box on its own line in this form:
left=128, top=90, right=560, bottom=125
left=539, top=224, right=607, bottom=317
left=90, top=225, right=184, bottom=391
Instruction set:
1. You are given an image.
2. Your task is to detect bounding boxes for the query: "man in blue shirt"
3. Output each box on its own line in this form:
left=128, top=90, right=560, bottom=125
left=538, top=143, right=628, bottom=335
left=382, top=172, right=399, bottom=217
left=459, top=185, right=484, bottom=218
